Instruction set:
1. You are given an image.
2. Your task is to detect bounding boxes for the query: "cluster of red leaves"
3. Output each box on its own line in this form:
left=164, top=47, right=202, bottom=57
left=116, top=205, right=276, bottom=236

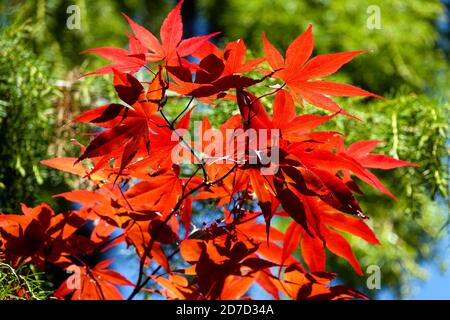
left=0, top=0, right=415, bottom=300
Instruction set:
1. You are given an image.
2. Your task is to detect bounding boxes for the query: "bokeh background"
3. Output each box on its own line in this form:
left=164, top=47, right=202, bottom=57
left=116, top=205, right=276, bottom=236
left=0, top=0, right=448, bottom=299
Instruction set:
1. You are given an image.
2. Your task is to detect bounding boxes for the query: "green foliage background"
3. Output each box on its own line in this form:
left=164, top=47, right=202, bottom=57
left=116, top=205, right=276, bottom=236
left=0, top=261, right=51, bottom=300
left=0, top=0, right=448, bottom=298
left=0, top=25, right=57, bottom=212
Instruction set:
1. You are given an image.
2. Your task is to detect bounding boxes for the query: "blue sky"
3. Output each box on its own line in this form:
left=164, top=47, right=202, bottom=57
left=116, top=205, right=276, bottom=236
left=411, top=263, right=450, bottom=300
left=379, top=232, right=450, bottom=300
left=378, top=261, right=450, bottom=300
left=407, top=232, right=449, bottom=300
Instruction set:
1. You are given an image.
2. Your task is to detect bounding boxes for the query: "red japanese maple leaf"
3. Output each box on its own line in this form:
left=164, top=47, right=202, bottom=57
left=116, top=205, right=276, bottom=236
left=55, top=260, right=133, bottom=300
left=179, top=225, right=277, bottom=299
left=281, top=198, right=380, bottom=275
left=0, top=204, right=85, bottom=269
left=84, top=0, right=218, bottom=76
left=262, top=26, right=382, bottom=116
left=273, top=263, right=367, bottom=300
left=82, top=35, right=148, bottom=76
left=73, top=69, right=166, bottom=181
left=124, top=0, right=219, bottom=65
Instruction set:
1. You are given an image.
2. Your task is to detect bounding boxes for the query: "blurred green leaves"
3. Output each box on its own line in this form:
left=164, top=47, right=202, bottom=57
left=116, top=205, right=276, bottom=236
left=0, top=261, right=51, bottom=300
left=0, top=24, right=59, bottom=212
left=325, top=92, right=448, bottom=297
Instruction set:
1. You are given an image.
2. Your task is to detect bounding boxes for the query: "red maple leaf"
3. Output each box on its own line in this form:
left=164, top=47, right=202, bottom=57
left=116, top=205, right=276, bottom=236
left=262, top=26, right=382, bottom=117
left=55, top=260, right=133, bottom=300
